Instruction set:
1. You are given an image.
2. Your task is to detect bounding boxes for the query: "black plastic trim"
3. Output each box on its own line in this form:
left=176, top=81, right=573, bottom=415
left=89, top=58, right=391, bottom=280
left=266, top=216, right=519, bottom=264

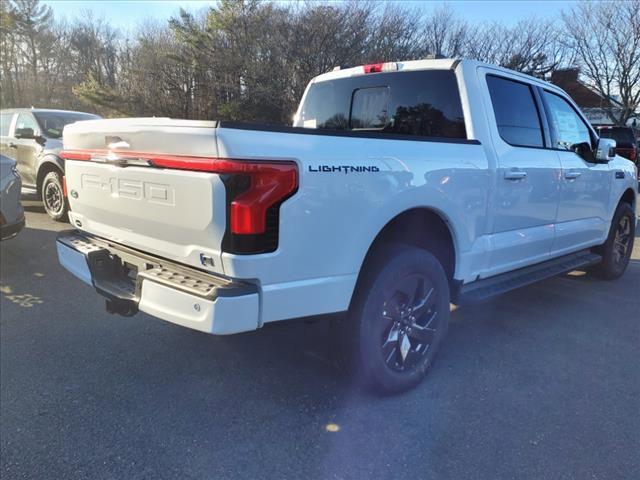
left=217, top=121, right=481, bottom=145
left=453, top=249, right=602, bottom=305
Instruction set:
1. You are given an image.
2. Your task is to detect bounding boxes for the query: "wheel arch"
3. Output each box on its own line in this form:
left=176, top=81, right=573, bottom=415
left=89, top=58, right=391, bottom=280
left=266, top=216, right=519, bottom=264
left=36, top=155, right=64, bottom=198
left=618, top=188, right=636, bottom=211
left=354, top=207, right=458, bottom=298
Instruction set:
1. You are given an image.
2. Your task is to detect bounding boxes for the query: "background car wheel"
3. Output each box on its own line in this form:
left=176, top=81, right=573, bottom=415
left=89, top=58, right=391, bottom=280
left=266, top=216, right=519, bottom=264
left=595, top=202, right=635, bottom=280
left=339, top=245, right=450, bottom=394
left=42, top=170, right=68, bottom=222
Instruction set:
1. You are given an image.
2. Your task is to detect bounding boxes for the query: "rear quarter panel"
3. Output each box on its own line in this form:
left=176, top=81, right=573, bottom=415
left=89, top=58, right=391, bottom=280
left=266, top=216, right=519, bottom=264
left=216, top=128, right=490, bottom=321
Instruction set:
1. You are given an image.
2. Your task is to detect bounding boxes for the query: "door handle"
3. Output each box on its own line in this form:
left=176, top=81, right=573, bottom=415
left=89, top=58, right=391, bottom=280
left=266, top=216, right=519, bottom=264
left=564, top=170, right=582, bottom=180
left=8, top=142, right=17, bottom=149
left=504, top=169, right=527, bottom=180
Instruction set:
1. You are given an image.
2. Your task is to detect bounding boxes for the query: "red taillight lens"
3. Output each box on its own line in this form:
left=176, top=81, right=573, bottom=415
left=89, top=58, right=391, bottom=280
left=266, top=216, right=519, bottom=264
left=364, top=63, right=384, bottom=73
left=226, top=162, right=298, bottom=234
left=362, top=62, right=398, bottom=74
left=60, top=149, right=298, bottom=239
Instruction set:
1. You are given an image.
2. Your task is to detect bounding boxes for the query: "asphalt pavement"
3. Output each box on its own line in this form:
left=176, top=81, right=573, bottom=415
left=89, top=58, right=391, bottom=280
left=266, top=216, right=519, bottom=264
left=1, top=195, right=639, bottom=480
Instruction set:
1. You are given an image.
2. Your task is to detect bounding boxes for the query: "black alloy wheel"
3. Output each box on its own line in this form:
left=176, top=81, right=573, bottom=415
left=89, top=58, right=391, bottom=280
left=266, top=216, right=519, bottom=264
left=340, top=245, right=450, bottom=394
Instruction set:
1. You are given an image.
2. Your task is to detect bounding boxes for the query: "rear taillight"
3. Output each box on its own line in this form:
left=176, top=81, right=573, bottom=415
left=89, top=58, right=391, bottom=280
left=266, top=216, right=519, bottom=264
left=60, top=149, right=298, bottom=254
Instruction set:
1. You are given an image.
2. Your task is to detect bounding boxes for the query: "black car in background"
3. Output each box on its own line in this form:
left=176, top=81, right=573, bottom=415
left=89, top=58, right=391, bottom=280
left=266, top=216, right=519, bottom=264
left=0, top=154, right=24, bottom=240
left=0, top=108, right=100, bottom=221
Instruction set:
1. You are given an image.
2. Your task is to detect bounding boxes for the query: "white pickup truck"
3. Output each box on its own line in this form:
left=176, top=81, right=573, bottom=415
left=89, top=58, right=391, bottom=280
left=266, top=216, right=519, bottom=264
left=57, top=59, right=637, bottom=393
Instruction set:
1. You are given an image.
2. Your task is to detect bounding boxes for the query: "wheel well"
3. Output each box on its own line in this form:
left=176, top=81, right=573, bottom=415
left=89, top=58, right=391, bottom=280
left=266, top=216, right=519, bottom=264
left=361, top=208, right=456, bottom=281
left=36, top=162, right=62, bottom=198
left=619, top=188, right=636, bottom=210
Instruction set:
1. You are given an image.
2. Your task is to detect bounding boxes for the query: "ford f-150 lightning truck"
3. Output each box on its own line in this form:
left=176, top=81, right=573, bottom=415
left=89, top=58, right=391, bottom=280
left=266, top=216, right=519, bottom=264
left=56, top=59, right=637, bottom=393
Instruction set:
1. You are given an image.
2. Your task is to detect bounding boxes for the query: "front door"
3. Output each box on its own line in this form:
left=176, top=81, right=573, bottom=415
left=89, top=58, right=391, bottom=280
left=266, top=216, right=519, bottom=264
left=14, top=113, right=41, bottom=187
left=540, top=90, right=612, bottom=254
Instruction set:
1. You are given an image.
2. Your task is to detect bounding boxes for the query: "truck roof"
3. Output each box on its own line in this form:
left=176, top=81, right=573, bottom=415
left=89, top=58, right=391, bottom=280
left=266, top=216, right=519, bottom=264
left=311, top=58, right=554, bottom=89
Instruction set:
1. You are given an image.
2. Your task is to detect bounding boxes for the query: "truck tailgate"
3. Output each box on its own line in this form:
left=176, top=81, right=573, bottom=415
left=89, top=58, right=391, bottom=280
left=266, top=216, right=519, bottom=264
left=65, top=161, right=227, bottom=274
left=62, top=118, right=227, bottom=275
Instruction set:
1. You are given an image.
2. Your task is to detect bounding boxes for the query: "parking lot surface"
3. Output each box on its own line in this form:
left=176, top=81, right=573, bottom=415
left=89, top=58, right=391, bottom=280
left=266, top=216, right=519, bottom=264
left=1, top=195, right=639, bottom=480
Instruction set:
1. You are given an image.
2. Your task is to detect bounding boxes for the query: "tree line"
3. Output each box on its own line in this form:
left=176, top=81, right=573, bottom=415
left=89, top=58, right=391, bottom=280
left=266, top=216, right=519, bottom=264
left=1, top=0, right=638, bottom=125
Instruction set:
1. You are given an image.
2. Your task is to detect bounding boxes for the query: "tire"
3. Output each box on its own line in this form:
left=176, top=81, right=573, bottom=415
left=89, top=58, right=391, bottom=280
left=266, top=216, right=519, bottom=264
left=339, top=244, right=450, bottom=394
left=42, top=170, right=68, bottom=222
left=594, top=202, right=635, bottom=280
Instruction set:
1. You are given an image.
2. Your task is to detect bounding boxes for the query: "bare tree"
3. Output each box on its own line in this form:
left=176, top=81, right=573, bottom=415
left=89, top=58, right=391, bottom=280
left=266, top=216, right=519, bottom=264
left=463, top=18, right=567, bottom=77
left=419, top=5, right=469, bottom=58
left=2, top=0, right=636, bottom=125
left=563, top=1, right=640, bottom=125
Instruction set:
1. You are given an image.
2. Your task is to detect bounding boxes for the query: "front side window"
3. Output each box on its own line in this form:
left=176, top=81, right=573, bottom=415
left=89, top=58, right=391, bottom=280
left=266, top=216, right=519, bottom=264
left=296, top=70, right=467, bottom=139
left=542, top=91, right=592, bottom=151
left=15, top=113, right=39, bottom=135
left=486, top=75, right=543, bottom=148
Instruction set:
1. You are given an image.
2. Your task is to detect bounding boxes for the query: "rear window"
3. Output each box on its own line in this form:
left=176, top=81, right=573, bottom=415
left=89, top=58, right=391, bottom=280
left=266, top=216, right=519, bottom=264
left=33, top=111, right=99, bottom=139
left=296, top=70, right=467, bottom=139
left=596, top=127, right=636, bottom=147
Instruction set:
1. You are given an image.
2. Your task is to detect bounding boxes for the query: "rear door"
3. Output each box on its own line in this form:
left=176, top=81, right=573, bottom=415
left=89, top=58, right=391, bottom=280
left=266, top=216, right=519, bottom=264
left=480, top=70, right=561, bottom=276
left=540, top=89, right=611, bottom=253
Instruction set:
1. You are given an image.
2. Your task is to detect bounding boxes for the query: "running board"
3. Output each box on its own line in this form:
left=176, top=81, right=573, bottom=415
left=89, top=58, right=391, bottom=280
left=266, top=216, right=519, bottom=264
left=454, top=250, right=602, bottom=305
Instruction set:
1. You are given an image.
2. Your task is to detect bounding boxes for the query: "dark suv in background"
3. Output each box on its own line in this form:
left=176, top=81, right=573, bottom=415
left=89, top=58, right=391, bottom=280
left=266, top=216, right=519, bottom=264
left=0, top=108, right=100, bottom=220
left=593, top=125, right=638, bottom=164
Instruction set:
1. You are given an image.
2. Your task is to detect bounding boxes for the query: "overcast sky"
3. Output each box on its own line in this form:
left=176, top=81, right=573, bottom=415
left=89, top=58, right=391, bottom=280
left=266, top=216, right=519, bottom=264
left=42, top=0, right=578, bottom=30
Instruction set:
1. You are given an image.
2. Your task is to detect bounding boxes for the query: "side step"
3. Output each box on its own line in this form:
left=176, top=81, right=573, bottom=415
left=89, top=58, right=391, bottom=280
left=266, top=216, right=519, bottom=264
left=454, top=250, right=602, bottom=305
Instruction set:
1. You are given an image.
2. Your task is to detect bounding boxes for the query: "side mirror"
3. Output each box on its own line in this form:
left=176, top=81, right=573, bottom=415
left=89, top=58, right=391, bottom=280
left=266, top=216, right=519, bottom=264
left=595, top=138, right=616, bottom=163
left=572, top=142, right=595, bottom=162
left=14, top=127, right=36, bottom=139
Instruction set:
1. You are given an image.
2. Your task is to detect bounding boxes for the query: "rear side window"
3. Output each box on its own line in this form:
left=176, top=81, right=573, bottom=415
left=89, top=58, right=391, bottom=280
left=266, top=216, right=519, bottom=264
left=0, top=113, right=13, bottom=136
left=296, top=70, right=466, bottom=139
left=486, top=75, right=543, bottom=148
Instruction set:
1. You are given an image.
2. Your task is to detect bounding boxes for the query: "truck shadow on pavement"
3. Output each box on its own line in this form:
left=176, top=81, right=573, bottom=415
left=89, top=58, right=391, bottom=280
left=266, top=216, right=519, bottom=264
left=2, top=224, right=639, bottom=479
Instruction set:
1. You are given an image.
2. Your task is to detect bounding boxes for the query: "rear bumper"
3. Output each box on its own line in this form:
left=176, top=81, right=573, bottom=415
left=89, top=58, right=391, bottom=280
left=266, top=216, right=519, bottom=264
left=56, top=231, right=260, bottom=334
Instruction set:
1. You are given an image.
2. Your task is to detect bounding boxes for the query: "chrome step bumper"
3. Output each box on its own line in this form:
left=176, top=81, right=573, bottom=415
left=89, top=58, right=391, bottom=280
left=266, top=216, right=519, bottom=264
left=56, top=230, right=260, bottom=334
